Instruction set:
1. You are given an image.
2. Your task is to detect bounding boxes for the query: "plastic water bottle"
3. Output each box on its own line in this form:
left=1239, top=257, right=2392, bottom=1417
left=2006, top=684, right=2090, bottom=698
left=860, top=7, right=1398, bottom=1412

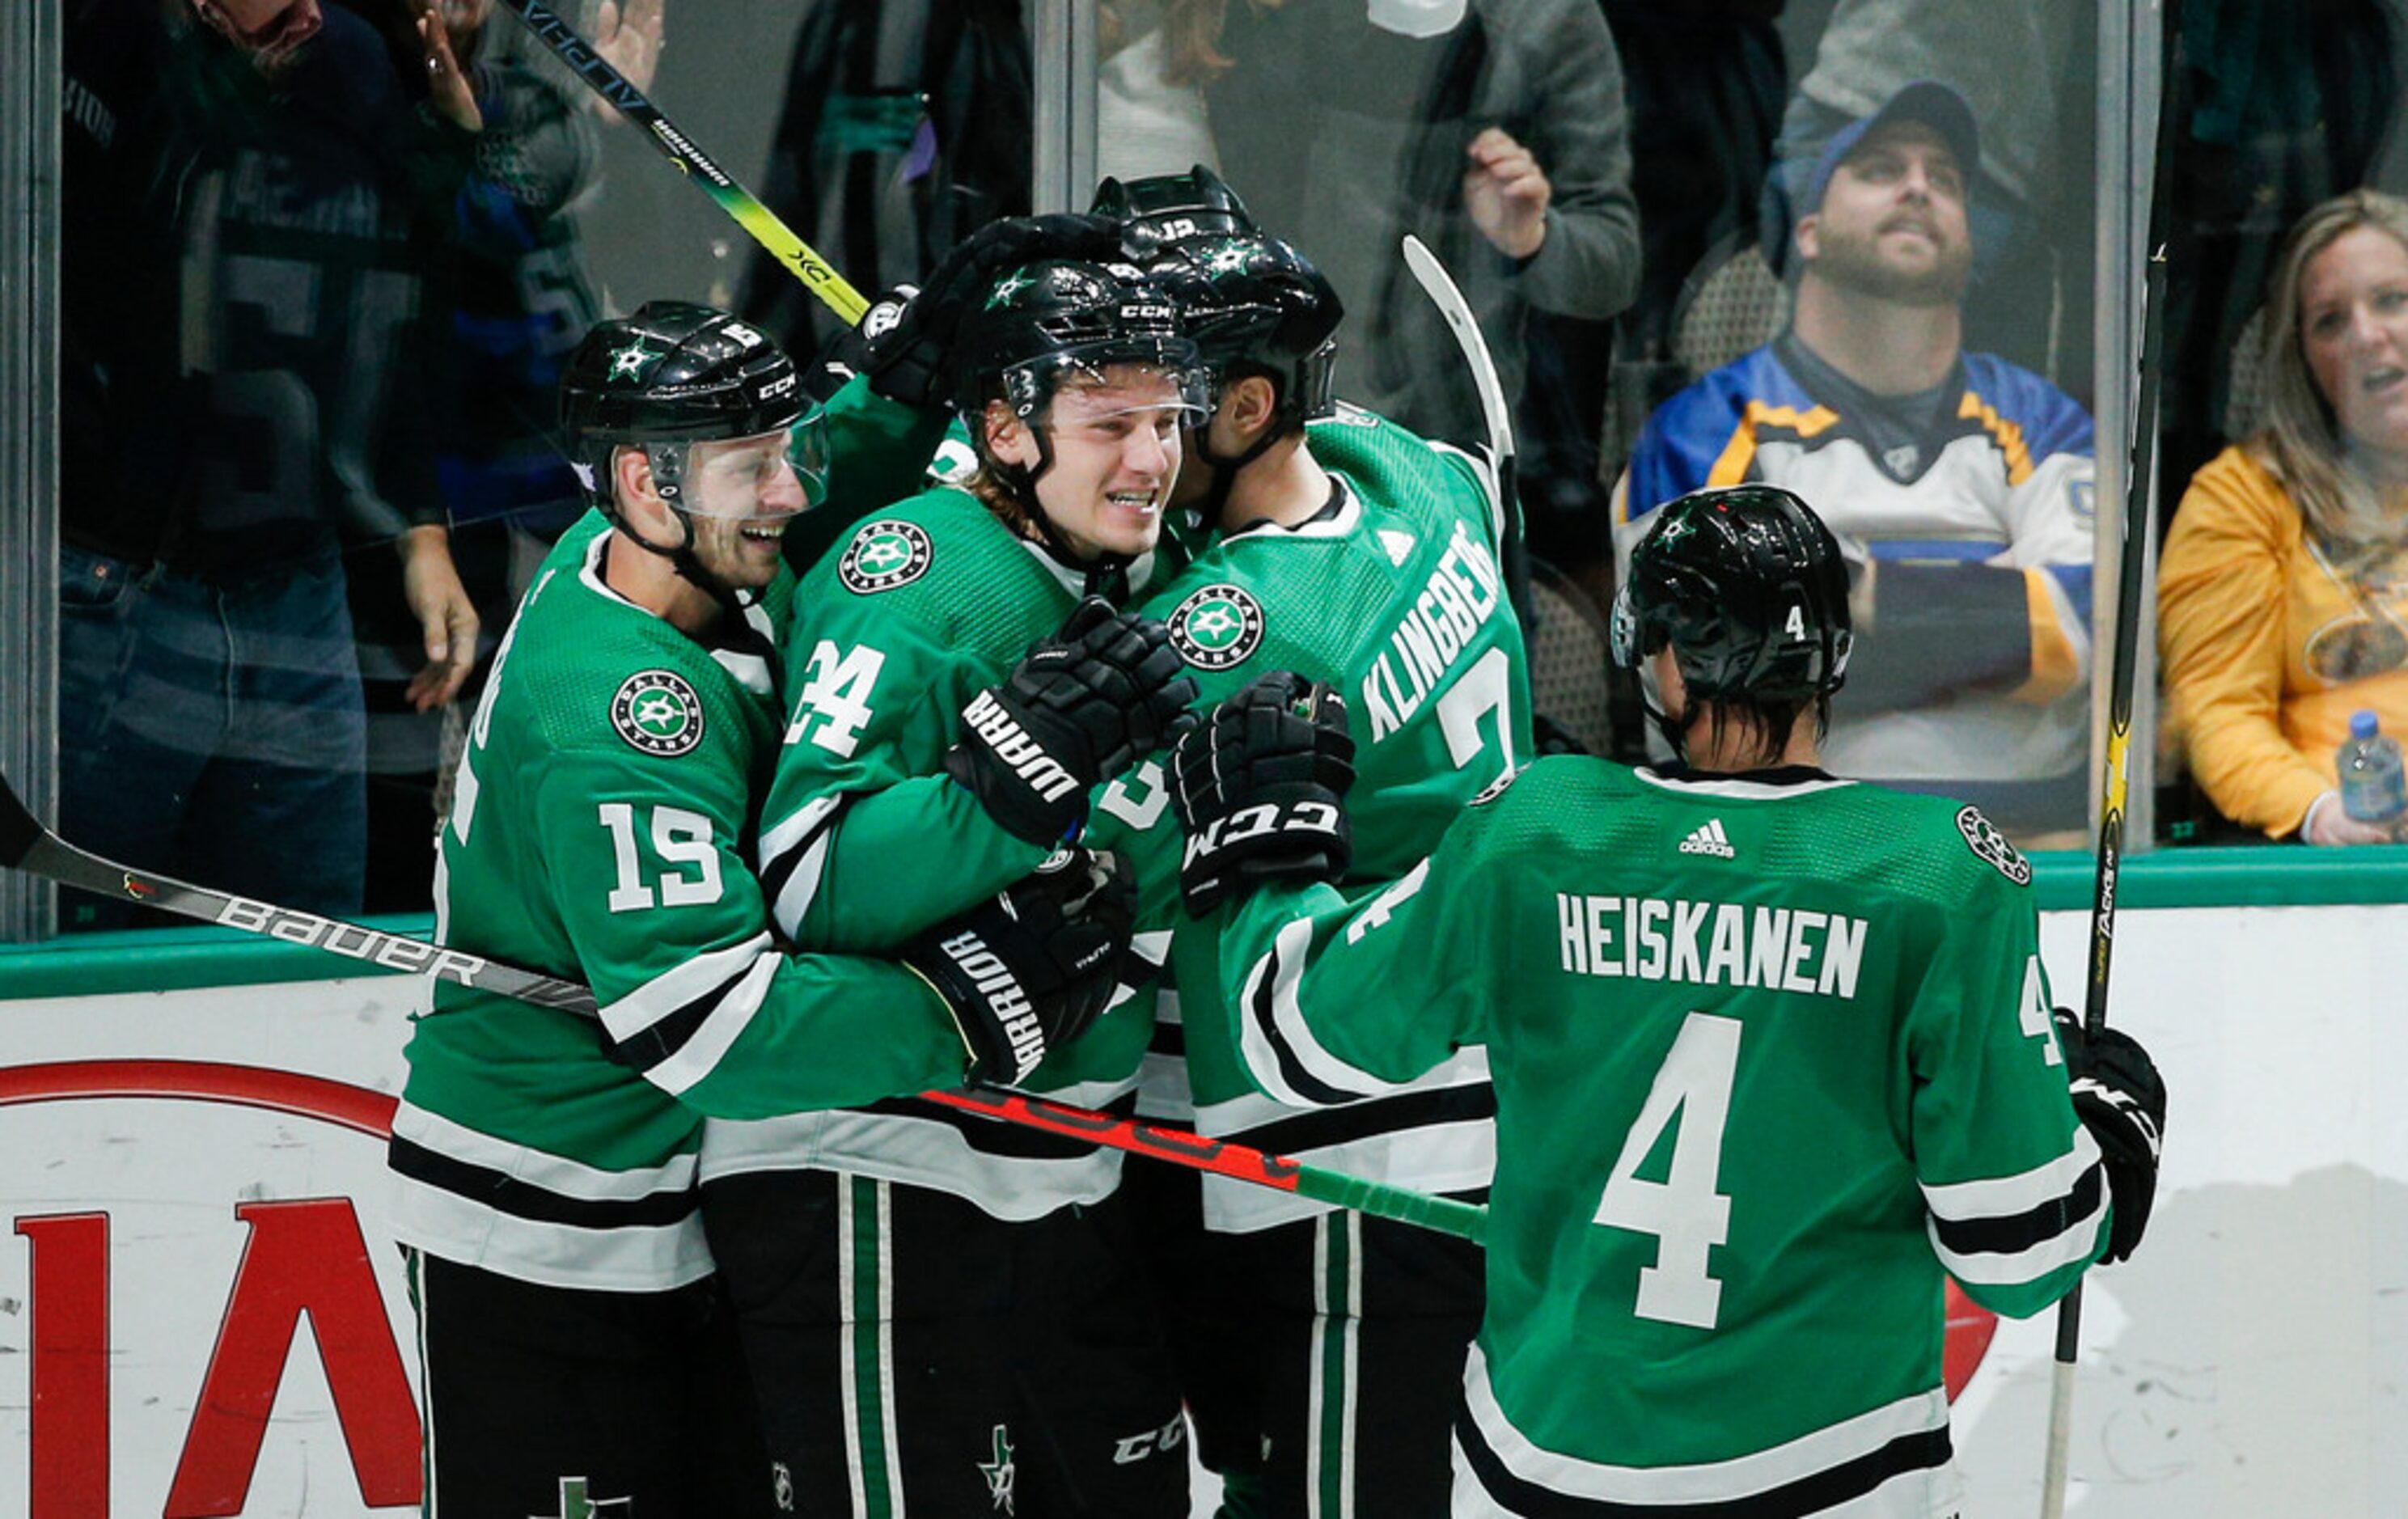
left=2337, top=710, right=2406, bottom=825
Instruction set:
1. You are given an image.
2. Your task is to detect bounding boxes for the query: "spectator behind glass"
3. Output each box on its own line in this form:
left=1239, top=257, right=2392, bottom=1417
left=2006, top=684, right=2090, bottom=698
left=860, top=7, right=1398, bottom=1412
left=58, top=0, right=479, bottom=929
left=339, top=0, right=661, bottom=911
left=1617, top=82, right=2098, bottom=843
left=2160, top=188, right=2408, bottom=846
left=1760, top=0, right=2091, bottom=384
left=1203, top=0, right=1640, bottom=461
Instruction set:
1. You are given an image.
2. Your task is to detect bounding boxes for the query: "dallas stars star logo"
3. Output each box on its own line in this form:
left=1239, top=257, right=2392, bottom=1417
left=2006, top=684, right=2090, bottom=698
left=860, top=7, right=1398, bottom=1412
left=1169, top=582, right=1265, bottom=671
left=607, top=341, right=655, bottom=380
left=986, top=269, right=1034, bottom=308
left=609, top=670, right=705, bottom=757
left=1204, top=239, right=1254, bottom=277
left=838, top=519, right=933, bottom=594
left=977, top=1424, right=1017, bottom=1514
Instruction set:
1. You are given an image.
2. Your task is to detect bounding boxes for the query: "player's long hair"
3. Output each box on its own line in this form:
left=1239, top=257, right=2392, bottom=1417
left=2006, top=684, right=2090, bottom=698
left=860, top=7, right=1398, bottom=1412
left=2257, top=188, right=2408, bottom=544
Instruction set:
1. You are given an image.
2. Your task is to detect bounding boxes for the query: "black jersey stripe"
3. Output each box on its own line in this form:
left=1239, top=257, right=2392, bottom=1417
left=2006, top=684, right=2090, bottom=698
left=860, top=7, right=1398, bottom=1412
left=388, top=1136, right=698, bottom=1230
left=864, top=1090, right=1145, bottom=1161
left=1245, top=938, right=1374, bottom=1106
left=1928, top=1158, right=2104, bottom=1259
left=1224, top=1083, right=1497, bottom=1158
left=757, top=792, right=852, bottom=919
left=1456, top=1403, right=1952, bottom=1517
left=605, top=959, right=762, bottom=1073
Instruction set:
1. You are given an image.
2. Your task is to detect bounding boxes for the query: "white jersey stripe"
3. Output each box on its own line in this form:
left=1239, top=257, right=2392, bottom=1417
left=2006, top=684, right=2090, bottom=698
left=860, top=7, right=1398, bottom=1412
left=387, top=1173, right=712, bottom=1292
left=391, top=1100, right=700, bottom=1200
left=1922, top=1125, right=2101, bottom=1219
left=598, top=931, right=776, bottom=1042
left=698, top=1105, right=1128, bottom=1218
left=1240, top=916, right=1426, bottom=1105
left=1461, top=1340, right=1949, bottom=1506
left=644, top=948, right=781, bottom=1097
left=1927, top=1187, right=2107, bottom=1284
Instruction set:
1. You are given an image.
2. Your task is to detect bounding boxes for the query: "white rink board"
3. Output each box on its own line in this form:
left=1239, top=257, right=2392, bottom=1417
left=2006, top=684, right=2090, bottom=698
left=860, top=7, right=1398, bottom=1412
left=2, top=903, right=2403, bottom=1516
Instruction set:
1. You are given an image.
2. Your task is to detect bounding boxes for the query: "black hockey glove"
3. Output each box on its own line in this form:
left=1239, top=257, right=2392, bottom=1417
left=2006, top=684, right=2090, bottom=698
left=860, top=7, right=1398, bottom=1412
left=2052, top=1007, right=2167, bottom=1264
left=848, top=213, right=1124, bottom=408
left=1169, top=671, right=1356, bottom=919
left=945, top=597, right=1200, bottom=847
left=904, top=848, right=1138, bottom=1085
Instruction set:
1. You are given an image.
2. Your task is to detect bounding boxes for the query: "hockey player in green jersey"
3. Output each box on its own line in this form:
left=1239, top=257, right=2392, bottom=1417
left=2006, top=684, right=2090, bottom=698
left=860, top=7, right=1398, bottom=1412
left=388, top=302, right=1137, bottom=1517
left=1075, top=167, right=1535, bottom=1516
left=700, top=257, right=1214, bottom=1517
left=1169, top=484, right=2167, bottom=1516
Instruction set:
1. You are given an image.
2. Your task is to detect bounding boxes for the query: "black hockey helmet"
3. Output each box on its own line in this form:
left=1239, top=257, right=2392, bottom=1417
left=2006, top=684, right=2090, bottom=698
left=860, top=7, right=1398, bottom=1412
left=947, top=258, right=1206, bottom=423
left=1092, top=167, right=1343, bottom=425
left=561, top=300, right=819, bottom=514
left=1611, top=484, right=1853, bottom=704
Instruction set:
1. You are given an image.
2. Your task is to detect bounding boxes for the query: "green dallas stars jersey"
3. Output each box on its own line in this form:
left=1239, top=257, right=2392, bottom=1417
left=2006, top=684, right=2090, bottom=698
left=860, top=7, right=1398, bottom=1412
left=707, top=485, right=1186, bottom=1218
left=1085, top=403, right=1534, bottom=1233
left=1191, top=759, right=2107, bottom=1513
left=388, top=513, right=971, bottom=1294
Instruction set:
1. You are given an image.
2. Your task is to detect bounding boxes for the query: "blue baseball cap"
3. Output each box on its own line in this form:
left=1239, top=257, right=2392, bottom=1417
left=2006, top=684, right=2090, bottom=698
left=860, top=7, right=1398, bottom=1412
left=1803, top=81, right=1980, bottom=214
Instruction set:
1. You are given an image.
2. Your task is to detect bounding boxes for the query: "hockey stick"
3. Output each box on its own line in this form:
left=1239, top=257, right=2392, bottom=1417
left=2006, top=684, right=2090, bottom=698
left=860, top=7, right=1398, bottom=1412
left=2040, top=13, right=2182, bottom=1511
left=1402, top=235, right=1530, bottom=623
left=0, top=773, right=1486, bottom=1246
left=494, top=0, right=868, bottom=325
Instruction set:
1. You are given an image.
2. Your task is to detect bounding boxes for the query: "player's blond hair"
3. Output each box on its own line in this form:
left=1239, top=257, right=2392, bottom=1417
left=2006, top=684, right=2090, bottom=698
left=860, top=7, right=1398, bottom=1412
left=2254, top=188, right=2408, bottom=542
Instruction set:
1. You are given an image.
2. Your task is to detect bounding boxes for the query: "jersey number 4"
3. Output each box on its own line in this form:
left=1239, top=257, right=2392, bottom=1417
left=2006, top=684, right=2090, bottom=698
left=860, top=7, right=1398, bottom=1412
left=1593, top=1012, right=1742, bottom=1330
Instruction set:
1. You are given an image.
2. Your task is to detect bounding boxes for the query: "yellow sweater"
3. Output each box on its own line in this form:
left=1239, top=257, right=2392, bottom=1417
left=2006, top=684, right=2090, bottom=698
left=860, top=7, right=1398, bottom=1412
left=2159, top=445, right=2408, bottom=837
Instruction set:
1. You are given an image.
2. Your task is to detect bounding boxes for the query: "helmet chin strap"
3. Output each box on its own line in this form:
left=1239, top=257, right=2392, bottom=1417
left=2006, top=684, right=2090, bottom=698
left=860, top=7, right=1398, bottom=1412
left=992, top=419, right=1139, bottom=601
left=1187, top=388, right=1294, bottom=525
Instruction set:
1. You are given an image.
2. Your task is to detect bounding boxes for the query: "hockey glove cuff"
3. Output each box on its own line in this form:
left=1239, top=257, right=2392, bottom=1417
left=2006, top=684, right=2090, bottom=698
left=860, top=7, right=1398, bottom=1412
left=1169, top=672, right=1356, bottom=919
left=904, top=848, right=1136, bottom=1086
left=946, top=597, right=1200, bottom=846
left=2053, top=1008, right=2167, bottom=1264
left=860, top=213, right=1124, bottom=408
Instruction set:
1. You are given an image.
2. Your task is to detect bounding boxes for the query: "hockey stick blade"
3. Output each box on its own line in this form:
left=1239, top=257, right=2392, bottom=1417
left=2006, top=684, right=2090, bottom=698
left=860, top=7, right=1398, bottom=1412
left=1402, top=234, right=1530, bottom=624
left=496, top=0, right=868, bottom=324
left=0, top=774, right=598, bottom=1012
left=0, top=771, right=39, bottom=870
left=0, top=790, right=1481, bottom=1240
left=1401, top=235, right=1516, bottom=467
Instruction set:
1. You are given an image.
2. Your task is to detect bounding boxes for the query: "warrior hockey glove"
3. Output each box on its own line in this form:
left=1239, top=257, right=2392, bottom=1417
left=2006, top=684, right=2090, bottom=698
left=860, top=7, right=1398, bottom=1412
left=849, top=213, right=1124, bottom=408
left=2052, top=1007, right=2167, bottom=1264
left=904, top=848, right=1138, bottom=1085
left=946, top=597, right=1201, bottom=847
left=1169, top=671, right=1356, bottom=919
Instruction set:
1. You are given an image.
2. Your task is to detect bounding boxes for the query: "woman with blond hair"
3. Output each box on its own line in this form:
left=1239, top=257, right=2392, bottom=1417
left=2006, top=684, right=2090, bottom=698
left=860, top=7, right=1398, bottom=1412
left=2160, top=188, right=2408, bottom=844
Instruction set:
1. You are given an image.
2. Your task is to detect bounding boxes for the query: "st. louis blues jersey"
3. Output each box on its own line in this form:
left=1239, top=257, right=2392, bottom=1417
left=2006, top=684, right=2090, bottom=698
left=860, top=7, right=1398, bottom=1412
left=1618, top=337, right=2097, bottom=836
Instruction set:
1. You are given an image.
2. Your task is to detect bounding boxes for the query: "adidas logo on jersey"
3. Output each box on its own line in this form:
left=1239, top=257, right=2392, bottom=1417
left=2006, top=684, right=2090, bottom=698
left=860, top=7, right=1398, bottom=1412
left=1678, top=819, right=1737, bottom=858
left=1378, top=529, right=1417, bottom=566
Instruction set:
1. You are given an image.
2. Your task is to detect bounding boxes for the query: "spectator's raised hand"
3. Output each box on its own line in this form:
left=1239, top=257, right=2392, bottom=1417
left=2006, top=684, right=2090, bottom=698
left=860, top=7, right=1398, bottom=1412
left=1463, top=126, right=1551, bottom=260
left=399, top=525, right=482, bottom=711
left=411, top=0, right=482, bottom=132
left=593, top=0, right=667, bottom=94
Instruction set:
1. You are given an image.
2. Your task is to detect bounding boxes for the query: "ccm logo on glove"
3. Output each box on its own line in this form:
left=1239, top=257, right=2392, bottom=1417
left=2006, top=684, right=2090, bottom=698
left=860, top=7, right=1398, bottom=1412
left=1181, top=799, right=1344, bottom=870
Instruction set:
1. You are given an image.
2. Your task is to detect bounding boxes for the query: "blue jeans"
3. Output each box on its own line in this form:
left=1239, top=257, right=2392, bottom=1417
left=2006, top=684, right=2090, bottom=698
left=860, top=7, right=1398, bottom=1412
left=57, top=544, right=366, bottom=929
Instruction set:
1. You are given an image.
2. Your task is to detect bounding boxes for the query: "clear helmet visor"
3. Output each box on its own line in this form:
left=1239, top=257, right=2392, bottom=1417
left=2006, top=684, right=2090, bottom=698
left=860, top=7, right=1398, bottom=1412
left=662, top=416, right=823, bottom=524
left=1038, top=362, right=1212, bottom=434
